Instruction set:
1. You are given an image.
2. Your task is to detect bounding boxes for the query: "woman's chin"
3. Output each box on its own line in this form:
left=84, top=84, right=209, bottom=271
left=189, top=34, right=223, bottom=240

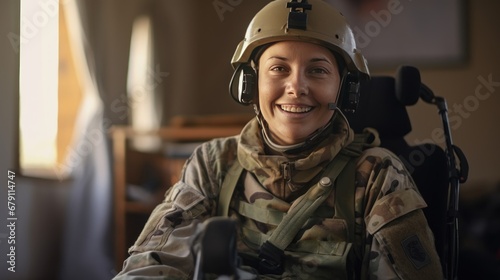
left=273, top=131, right=311, bottom=146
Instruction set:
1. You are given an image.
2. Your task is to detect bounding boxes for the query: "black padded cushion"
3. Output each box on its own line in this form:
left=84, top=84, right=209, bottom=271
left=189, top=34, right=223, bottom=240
left=345, top=77, right=412, bottom=139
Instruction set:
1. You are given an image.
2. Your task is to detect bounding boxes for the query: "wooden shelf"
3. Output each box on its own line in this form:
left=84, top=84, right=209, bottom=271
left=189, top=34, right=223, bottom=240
left=110, top=124, right=244, bottom=142
left=125, top=201, right=157, bottom=214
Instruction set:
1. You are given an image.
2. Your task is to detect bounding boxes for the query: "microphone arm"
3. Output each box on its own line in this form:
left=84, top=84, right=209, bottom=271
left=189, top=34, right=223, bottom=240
left=420, top=83, right=469, bottom=280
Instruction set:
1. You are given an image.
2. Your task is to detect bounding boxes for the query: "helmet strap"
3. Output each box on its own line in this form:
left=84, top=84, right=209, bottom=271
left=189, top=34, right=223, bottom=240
left=259, top=112, right=339, bottom=155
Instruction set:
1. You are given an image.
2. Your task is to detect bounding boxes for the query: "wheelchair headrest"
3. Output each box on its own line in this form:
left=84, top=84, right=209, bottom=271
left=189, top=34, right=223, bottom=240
left=345, top=75, right=412, bottom=139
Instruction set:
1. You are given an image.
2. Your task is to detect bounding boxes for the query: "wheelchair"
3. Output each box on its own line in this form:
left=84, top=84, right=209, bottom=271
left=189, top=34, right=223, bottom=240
left=193, top=66, right=469, bottom=280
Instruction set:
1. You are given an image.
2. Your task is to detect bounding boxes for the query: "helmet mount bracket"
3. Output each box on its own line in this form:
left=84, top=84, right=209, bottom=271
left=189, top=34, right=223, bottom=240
left=286, top=0, right=312, bottom=30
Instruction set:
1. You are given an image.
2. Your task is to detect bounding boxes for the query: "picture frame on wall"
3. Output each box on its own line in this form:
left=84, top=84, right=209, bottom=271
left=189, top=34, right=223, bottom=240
left=327, top=0, right=468, bottom=69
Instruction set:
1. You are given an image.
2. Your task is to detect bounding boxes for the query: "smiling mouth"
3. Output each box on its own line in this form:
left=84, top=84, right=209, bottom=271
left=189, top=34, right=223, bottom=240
left=279, top=104, right=313, bottom=113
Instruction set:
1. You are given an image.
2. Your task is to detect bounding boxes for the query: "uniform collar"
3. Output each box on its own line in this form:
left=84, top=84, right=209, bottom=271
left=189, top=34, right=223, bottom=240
left=236, top=116, right=353, bottom=200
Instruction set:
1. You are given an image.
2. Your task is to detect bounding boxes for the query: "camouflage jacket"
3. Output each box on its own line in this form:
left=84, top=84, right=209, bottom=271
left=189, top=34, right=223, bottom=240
left=113, top=117, right=443, bottom=280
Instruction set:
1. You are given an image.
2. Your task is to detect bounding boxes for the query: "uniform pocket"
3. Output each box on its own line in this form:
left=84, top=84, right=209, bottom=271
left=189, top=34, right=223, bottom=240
left=285, top=242, right=353, bottom=280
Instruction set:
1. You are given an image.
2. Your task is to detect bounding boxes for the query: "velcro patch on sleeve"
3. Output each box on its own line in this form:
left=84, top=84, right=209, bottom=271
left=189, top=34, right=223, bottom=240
left=401, top=234, right=431, bottom=270
left=372, top=210, right=443, bottom=279
left=365, top=188, right=427, bottom=235
left=173, top=183, right=205, bottom=211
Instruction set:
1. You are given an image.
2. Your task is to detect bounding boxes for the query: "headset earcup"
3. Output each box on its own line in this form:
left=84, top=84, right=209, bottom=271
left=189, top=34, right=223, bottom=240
left=229, top=64, right=257, bottom=105
left=340, top=73, right=360, bottom=113
left=239, top=65, right=256, bottom=104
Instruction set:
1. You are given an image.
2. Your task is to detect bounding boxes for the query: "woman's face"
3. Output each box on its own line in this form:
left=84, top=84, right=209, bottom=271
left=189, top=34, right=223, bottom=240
left=257, top=41, right=341, bottom=145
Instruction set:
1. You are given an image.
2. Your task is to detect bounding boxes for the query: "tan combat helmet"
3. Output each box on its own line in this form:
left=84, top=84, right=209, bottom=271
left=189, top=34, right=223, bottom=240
left=231, top=0, right=369, bottom=79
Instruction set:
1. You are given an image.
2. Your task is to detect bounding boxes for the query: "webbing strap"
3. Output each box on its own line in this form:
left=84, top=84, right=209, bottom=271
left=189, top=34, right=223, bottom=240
left=267, top=153, right=352, bottom=250
left=334, top=157, right=357, bottom=245
left=258, top=153, right=355, bottom=275
left=238, top=200, right=285, bottom=226
left=218, top=132, right=369, bottom=218
left=217, top=135, right=368, bottom=275
left=217, top=160, right=243, bottom=217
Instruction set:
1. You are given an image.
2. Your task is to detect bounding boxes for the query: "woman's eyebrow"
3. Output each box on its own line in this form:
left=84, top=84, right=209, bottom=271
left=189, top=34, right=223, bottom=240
left=310, top=57, right=333, bottom=65
left=266, top=55, right=288, bottom=61
left=266, top=56, right=333, bottom=64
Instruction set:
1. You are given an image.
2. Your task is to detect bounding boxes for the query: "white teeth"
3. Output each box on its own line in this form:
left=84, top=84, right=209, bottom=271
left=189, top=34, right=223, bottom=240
left=280, top=105, right=312, bottom=113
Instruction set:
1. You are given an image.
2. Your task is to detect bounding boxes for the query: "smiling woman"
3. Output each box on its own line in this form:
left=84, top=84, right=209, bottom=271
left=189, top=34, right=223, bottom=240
left=113, top=1, right=444, bottom=279
left=256, top=41, right=341, bottom=145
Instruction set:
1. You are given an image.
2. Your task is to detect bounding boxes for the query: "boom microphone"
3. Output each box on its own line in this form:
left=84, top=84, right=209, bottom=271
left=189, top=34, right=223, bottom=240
left=420, top=84, right=436, bottom=104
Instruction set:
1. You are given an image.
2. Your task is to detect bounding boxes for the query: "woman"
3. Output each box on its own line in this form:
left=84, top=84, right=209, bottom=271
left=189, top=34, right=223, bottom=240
left=114, top=0, right=443, bottom=279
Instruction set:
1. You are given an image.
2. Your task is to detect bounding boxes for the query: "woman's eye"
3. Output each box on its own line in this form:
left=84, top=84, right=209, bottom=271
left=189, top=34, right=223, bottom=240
left=310, top=68, right=328, bottom=74
left=270, top=66, right=286, bottom=72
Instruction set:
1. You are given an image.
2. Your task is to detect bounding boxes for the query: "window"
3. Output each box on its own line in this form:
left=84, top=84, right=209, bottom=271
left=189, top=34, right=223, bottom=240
left=19, top=0, right=82, bottom=179
left=127, top=15, right=161, bottom=152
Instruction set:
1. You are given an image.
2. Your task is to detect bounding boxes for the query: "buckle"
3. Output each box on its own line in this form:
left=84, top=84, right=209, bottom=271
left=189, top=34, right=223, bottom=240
left=258, top=241, right=284, bottom=275
left=259, top=258, right=283, bottom=275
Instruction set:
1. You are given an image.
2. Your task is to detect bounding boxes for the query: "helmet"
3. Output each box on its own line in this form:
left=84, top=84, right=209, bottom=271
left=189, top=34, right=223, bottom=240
left=231, top=0, right=369, bottom=78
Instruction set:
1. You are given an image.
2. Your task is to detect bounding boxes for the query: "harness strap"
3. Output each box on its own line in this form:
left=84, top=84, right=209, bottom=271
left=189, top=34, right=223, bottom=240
left=238, top=200, right=285, bottom=226
left=218, top=132, right=371, bottom=218
left=217, top=133, right=371, bottom=275
left=335, top=157, right=357, bottom=243
left=267, top=153, right=351, bottom=250
left=217, top=160, right=243, bottom=217
left=335, top=156, right=358, bottom=278
left=259, top=153, right=353, bottom=274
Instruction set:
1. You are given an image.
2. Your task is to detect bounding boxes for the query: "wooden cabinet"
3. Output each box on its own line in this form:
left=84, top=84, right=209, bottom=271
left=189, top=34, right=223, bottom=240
left=110, top=115, right=250, bottom=271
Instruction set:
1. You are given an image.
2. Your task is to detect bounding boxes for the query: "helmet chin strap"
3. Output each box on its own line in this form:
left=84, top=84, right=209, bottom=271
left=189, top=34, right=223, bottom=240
left=255, top=104, right=345, bottom=155
left=261, top=122, right=306, bottom=154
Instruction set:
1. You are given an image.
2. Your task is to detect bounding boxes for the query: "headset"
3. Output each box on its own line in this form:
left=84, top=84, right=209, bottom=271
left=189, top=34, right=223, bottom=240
left=229, top=64, right=361, bottom=113
left=229, top=64, right=256, bottom=105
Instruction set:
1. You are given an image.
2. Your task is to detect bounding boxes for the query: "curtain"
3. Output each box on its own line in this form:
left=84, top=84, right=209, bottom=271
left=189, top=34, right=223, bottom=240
left=58, top=0, right=114, bottom=279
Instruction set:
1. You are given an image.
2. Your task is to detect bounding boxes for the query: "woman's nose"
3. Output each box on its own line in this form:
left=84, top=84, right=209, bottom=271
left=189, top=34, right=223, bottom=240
left=285, top=71, right=308, bottom=97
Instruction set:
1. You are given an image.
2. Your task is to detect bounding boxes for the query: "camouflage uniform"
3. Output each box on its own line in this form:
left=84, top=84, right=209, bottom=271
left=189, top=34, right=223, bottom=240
left=113, top=116, right=443, bottom=279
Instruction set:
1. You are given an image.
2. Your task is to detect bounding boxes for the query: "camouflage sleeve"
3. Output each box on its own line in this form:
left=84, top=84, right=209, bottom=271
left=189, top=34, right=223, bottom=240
left=113, top=137, right=238, bottom=279
left=358, top=148, right=443, bottom=279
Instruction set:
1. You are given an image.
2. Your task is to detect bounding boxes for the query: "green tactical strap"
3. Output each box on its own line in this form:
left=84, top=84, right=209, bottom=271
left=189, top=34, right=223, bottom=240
left=258, top=152, right=358, bottom=276
left=237, top=200, right=285, bottom=226
left=267, top=153, right=352, bottom=251
left=334, top=156, right=357, bottom=246
left=217, top=134, right=369, bottom=276
left=217, top=160, right=243, bottom=217
left=217, top=131, right=371, bottom=218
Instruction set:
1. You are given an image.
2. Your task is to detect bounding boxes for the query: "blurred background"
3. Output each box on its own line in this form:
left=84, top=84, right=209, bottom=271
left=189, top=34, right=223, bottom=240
left=0, top=0, right=498, bottom=279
